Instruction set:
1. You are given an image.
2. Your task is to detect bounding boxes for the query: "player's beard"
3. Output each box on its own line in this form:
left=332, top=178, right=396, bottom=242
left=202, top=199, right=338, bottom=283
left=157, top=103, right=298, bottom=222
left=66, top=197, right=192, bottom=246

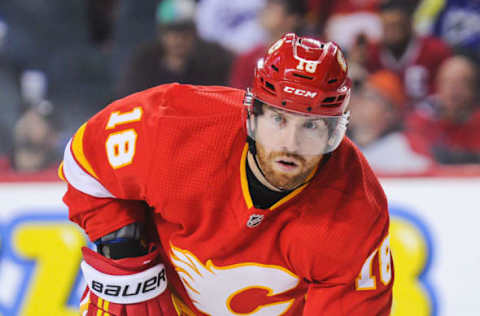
left=255, top=142, right=322, bottom=191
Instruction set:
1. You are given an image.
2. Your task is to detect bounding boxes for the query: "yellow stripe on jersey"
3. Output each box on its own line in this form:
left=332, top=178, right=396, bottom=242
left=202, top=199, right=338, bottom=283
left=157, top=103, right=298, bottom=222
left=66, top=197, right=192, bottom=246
left=171, top=292, right=197, bottom=316
left=240, top=143, right=318, bottom=211
left=72, top=122, right=99, bottom=179
left=240, top=144, right=254, bottom=209
left=269, top=163, right=318, bottom=211
left=103, top=299, right=110, bottom=313
left=79, top=295, right=90, bottom=315
left=96, top=297, right=103, bottom=316
left=57, top=161, right=65, bottom=181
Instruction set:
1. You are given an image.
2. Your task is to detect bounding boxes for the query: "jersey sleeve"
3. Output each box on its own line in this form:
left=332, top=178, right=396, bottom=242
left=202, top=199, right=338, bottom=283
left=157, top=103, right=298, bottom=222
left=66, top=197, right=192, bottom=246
left=302, top=214, right=393, bottom=316
left=59, top=84, right=174, bottom=241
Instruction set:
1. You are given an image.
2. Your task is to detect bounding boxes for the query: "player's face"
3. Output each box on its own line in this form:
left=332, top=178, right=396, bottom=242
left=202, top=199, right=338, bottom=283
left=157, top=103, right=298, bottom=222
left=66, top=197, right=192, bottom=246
left=254, top=106, right=326, bottom=190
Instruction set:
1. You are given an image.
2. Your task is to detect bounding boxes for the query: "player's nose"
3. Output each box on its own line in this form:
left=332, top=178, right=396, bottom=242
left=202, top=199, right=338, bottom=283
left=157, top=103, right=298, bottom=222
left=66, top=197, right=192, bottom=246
left=280, top=125, right=301, bottom=153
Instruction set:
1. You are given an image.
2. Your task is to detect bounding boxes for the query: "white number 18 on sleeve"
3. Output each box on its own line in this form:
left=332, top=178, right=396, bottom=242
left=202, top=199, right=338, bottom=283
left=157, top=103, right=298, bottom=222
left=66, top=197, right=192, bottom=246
left=356, top=235, right=392, bottom=290
left=105, top=107, right=143, bottom=169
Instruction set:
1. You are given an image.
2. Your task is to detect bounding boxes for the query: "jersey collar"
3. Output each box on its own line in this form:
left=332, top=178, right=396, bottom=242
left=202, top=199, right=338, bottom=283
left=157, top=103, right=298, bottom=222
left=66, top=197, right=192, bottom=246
left=239, top=144, right=317, bottom=211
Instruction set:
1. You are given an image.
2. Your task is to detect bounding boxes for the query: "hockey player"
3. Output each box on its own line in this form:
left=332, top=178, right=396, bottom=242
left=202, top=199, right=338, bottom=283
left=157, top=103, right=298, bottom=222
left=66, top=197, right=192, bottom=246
left=59, top=33, right=393, bottom=315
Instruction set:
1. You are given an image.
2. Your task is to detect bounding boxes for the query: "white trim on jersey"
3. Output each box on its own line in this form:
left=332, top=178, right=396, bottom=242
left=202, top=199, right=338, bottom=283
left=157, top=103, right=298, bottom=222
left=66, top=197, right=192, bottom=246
left=63, top=139, right=115, bottom=198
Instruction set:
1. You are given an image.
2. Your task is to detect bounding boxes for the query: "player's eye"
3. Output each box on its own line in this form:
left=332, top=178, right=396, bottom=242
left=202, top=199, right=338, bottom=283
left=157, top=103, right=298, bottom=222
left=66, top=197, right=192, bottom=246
left=270, top=113, right=285, bottom=125
left=303, top=120, right=317, bottom=130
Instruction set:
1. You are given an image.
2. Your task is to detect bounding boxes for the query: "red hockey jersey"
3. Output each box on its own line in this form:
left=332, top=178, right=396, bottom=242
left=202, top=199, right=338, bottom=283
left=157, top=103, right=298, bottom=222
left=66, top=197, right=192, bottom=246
left=60, top=83, right=393, bottom=315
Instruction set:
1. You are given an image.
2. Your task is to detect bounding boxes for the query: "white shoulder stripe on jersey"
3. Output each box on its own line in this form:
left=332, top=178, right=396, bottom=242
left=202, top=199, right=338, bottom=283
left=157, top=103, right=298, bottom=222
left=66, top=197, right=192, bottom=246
left=63, top=139, right=115, bottom=198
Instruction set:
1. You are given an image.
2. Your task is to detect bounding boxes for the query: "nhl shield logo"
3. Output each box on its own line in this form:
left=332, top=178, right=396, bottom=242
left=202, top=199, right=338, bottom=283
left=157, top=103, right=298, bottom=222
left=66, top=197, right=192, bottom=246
left=247, top=214, right=264, bottom=228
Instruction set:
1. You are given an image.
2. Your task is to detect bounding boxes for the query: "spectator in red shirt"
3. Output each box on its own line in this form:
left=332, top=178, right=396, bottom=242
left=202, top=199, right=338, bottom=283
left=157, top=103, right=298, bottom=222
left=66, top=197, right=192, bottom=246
left=364, top=0, right=452, bottom=104
left=406, top=55, right=480, bottom=164
left=229, top=0, right=306, bottom=90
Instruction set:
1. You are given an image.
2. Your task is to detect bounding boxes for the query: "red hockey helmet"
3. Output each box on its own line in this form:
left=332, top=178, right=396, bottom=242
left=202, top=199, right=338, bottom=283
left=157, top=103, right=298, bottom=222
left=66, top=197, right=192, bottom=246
left=252, top=33, right=351, bottom=116
left=246, top=33, right=351, bottom=155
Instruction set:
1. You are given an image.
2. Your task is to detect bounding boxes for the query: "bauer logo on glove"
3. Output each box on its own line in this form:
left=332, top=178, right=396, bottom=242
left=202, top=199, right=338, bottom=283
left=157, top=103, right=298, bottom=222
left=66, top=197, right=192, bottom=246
left=80, top=247, right=168, bottom=305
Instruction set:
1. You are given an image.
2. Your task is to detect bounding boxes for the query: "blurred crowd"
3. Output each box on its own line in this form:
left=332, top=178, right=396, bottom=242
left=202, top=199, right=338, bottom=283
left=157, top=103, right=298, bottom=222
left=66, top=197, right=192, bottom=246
left=0, top=0, right=479, bottom=177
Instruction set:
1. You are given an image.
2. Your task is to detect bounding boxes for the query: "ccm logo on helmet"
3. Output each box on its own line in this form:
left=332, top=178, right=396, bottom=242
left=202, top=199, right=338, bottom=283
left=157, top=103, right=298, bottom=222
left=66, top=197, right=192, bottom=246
left=283, top=86, right=317, bottom=98
left=90, top=269, right=166, bottom=297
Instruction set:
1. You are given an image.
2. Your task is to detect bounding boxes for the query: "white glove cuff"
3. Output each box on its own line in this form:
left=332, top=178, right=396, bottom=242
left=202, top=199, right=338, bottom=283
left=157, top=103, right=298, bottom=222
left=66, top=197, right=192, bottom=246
left=80, top=261, right=167, bottom=304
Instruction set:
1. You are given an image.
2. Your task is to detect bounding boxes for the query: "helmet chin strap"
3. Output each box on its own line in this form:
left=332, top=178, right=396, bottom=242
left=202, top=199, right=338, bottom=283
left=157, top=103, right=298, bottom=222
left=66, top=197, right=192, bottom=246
left=245, top=89, right=278, bottom=190
left=246, top=136, right=273, bottom=188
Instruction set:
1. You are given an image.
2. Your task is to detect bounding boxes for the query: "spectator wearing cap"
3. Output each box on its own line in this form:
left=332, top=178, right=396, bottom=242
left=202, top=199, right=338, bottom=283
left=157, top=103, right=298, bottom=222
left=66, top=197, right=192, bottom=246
left=349, top=70, right=433, bottom=174
left=364, top=0, right=452, bottom=104
left=116, top=0, right=233, bottom=97
left=229, top=0, right=306, bottom=90
left=406, top=55, right=480, bottom=164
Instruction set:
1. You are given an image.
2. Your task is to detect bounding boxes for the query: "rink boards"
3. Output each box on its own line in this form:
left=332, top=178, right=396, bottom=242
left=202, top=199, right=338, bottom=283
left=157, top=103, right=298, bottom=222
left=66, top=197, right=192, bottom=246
left=0, top=179, right=478, bottom=316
